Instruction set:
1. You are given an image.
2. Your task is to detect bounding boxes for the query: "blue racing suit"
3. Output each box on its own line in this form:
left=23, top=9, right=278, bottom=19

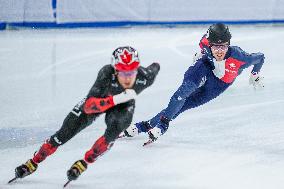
left=136, top=44, right=265, bottom=134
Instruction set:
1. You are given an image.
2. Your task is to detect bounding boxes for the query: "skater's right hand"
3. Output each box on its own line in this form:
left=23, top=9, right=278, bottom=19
left=113, top=89, right=137, bottom=105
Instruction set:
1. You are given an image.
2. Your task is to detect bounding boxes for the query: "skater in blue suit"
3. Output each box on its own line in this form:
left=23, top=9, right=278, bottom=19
left=122, top=23, right=265, bottom=144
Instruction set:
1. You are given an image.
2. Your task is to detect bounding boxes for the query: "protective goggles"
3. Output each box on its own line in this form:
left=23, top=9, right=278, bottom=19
left=210, top=44, right=229, bottom=52
left=117, top=70, right=138, bottom=77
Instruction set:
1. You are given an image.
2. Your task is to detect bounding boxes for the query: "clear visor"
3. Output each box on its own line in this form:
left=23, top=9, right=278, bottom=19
left=117, top=70, right=138, bottom=77
left=210, top=44, right=229, bottom=52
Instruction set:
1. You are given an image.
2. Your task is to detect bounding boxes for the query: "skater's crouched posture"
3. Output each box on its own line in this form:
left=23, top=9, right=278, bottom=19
left=14, top=46, right=160, bottom=183
left=123, top=23, right=265, bottom=145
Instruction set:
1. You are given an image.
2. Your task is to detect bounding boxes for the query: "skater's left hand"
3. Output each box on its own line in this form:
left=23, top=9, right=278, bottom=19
left=249, top=72, right=264, bottom=90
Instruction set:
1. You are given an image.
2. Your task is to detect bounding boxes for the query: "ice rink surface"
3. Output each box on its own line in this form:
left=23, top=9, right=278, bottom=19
left=0, top=25, right=284, bottom=189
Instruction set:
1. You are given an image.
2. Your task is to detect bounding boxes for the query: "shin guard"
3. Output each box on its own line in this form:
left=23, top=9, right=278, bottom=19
left=84, top=136, right=113, bottom=163
left=32, top=140, right=58, bottom=164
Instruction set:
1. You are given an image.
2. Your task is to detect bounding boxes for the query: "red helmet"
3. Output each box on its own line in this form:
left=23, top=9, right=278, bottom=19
left=112, top=46, right=140, bottom=71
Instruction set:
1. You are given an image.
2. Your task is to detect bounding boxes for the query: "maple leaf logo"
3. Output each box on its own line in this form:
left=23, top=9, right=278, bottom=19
left=120, top=50, right=132, bottom=64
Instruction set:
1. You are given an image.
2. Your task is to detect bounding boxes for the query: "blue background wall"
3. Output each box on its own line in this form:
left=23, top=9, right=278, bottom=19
left=1, top=0, right=284, bottom=29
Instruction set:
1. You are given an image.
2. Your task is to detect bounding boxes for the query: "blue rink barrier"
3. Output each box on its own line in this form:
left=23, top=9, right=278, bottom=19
left=0, top=23, right=6, bottom=30
left=2, top=19, right=284, bottom=30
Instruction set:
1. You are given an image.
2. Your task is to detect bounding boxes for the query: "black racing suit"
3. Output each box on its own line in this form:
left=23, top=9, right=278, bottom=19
left=31, top=63, right=160, bottom=164
left=49, top=63, right=160, bottom=147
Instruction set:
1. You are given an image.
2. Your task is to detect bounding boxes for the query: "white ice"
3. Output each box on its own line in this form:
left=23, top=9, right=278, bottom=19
left=0, top=25, right=284, bottom=189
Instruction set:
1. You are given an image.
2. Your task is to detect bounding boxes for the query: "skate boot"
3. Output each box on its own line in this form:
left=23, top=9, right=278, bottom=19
left=119, top=122, right=150, bottom=138
left=118, top=128, right=136, bottom=138
left=67, top=160, right=88, bottom=181
left=15, top=159, right=38, bottom=178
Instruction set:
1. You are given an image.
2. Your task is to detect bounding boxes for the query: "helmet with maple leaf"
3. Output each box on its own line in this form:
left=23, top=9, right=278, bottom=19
left=111, top=46, right=140, bottom=72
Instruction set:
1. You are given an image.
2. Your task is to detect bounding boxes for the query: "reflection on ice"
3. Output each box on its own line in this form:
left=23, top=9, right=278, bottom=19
left=0, top=127, right=55, bottom=149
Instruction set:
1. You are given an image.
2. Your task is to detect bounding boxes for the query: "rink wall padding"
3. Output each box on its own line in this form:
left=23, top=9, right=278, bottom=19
left=1, top=0, right=284, bottom=29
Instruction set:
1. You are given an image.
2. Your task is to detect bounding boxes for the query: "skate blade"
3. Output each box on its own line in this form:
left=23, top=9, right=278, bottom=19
left=143, top=139, right=154, bottom=146
left=63, top=180, right=71, bottom=188
left=8, top=177, right=18, bottom=184
left=117, top=134, right=125, bottom=139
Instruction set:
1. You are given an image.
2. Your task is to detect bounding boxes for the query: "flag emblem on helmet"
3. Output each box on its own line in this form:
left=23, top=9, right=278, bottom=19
left=120, top=50, right=132, bottom=64
left=112, top=46, right=140, bottom=71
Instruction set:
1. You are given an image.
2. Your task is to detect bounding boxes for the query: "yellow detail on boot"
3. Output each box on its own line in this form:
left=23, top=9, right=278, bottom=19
left=25, top=159, right=37, bottom=172
left=72, top=161, right=87, bottom=174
